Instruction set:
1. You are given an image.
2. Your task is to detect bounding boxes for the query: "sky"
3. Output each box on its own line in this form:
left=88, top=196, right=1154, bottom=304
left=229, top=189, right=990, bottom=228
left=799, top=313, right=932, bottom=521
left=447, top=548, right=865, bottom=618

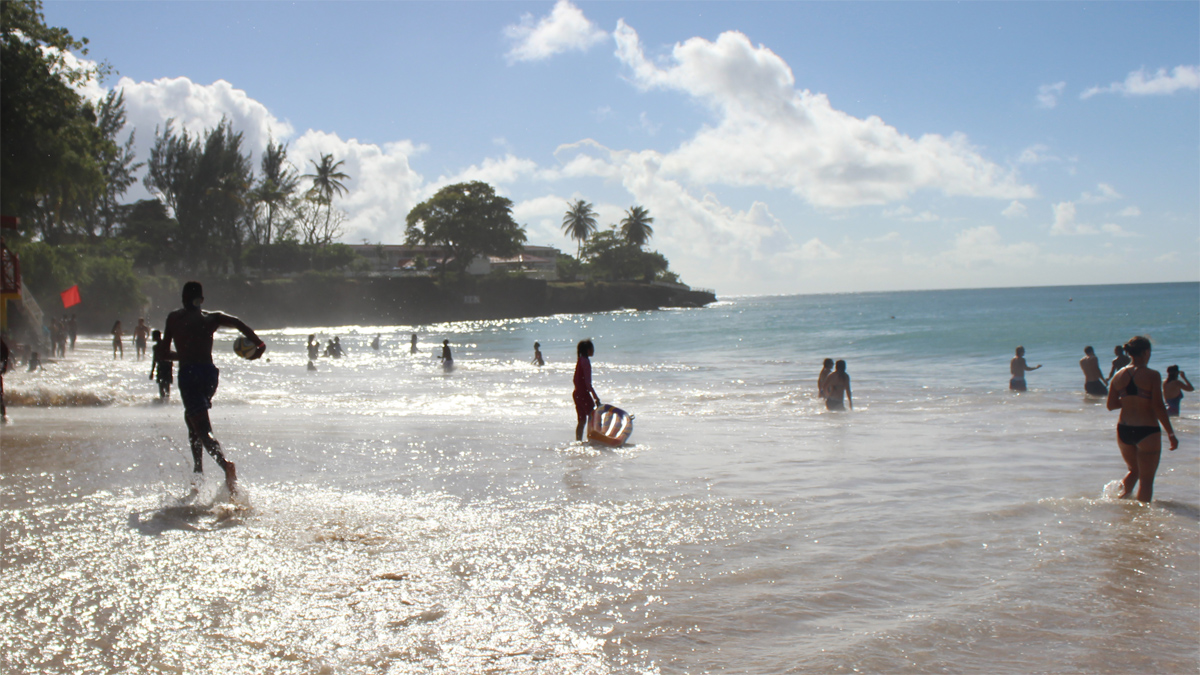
left=42, top=0, right=1200, bottom=296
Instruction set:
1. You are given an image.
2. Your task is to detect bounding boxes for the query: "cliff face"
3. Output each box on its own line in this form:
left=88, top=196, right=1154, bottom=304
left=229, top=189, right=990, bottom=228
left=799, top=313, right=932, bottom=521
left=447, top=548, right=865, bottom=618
left=144, top=276, right=716, bottom=329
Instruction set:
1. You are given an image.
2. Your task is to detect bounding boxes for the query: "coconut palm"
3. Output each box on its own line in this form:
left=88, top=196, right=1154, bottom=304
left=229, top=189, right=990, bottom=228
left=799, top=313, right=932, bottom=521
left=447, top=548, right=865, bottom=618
left=619, top=205, right=654, bottom=247
left=303, top=153, right=350, bottom=240
left=562, top=199, right=598, bottom=258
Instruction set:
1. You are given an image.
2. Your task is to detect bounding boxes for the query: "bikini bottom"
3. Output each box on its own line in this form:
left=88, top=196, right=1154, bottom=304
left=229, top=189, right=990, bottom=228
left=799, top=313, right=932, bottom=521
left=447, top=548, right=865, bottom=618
left=1117, top=424, right=1160, bottom=446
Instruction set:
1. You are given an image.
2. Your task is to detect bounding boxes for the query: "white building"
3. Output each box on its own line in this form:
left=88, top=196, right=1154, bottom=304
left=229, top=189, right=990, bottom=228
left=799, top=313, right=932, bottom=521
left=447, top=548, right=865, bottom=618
left=346, top=244, right=561, bottom=280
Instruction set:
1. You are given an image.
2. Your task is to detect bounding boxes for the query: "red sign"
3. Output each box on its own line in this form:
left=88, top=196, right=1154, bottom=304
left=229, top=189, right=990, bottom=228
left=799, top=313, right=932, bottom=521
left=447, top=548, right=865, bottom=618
left=61, top=285, right=81, bottom=308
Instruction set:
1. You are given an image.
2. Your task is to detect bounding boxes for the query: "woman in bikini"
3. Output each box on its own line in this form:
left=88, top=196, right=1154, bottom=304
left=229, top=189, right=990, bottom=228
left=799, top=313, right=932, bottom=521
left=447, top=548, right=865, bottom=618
left=1106, top=336, right=1178, bottom=502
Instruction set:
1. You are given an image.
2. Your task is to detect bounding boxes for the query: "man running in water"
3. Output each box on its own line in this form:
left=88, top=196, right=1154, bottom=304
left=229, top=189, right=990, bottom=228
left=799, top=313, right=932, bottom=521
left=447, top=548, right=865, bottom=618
left=162, top=281, right=264, bottom=494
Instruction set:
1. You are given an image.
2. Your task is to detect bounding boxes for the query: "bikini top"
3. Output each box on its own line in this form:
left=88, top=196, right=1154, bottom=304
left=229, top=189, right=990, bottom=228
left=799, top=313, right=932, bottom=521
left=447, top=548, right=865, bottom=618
left=1124, top=367, right=1152, bottom=399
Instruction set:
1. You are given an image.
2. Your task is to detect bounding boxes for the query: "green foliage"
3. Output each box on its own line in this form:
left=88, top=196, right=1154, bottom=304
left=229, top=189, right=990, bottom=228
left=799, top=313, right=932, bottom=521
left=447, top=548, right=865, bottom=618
left=10, top=239, right=145, bottom=325
left=405, top=181, right=527, bottom=282
left=243, top=241, right=362, bottom=274
left=580, top=227, right=670, bottom=282
left=1, top=1, right=113, bottom=238
left=556, top=253, right=582, bottom=282
left=120, top=199, right=180, bottom=272
left=144, top=119, right=254, bottom=274
left=619, top=205, right=654, bottom=247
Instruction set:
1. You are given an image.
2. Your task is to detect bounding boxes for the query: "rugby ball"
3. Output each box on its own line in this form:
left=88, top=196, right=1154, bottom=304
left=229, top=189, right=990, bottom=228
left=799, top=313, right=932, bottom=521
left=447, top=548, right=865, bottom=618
left=233, top=336, right=263, bottom=359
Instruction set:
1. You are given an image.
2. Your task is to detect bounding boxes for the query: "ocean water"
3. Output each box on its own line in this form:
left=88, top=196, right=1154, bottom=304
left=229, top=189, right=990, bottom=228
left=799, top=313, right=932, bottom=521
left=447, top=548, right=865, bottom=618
left=1, top=282, right=1197, bottom=674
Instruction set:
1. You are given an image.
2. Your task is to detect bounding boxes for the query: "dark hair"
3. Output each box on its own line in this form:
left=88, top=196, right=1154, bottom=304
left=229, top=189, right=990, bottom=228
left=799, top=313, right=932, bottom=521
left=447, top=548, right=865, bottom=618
left=823, top=358, right=834, bottom=368
left=534, top=342, right=540, bottom=349
left=1114, top=345, right=1124, bottom=355
left=1124, top=335, right=1151, bottom=358
left=152, top=329, right=161, bottom=340
left=1167, top=365, right=1180, bottom=380
left=1084, top=346, right=1094, bottom=355
left=182, top=281, right=203, bottom=307
left=835, top=359, right=846, bottom=371
left=577, top=339, right=594, bottom=358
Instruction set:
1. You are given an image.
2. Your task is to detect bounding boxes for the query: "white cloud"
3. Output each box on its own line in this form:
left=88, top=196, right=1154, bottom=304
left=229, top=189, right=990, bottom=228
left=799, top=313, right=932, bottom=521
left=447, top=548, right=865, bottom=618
left=1116, top=206, right=1141, bottom=217
left=118, top=76, right=294, bottom=155
left=946, top=226, right=1039, bottom=267
left=1101, top=223, right=1137, bottom=237
left=504, top=0, right=608, bottom=64
left=1036, top=81, right=1066, bottom=108
left=1050, top=201, right=1097, bottom=235
left=1002, top=201, right=1028, bottom=218
left=1079, top=182, right=1121, bottom=204
left=882, top=205, right=939, bottom=222
left=290, top=131, right=426, bottom=245
left=1016, top=144, right=1061, bottom=164
left=612, top=22, right=1035, bottom=208
left=1081, top=65, right=1200, bottom=99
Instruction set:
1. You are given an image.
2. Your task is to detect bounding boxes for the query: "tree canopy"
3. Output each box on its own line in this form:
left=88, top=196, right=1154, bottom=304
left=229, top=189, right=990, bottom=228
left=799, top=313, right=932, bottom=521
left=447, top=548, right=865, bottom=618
left=1, top=0, right=116, bottom=238
left=405, top=181, right=527, bottom=281
left=619, top=205, right=654, bottom=248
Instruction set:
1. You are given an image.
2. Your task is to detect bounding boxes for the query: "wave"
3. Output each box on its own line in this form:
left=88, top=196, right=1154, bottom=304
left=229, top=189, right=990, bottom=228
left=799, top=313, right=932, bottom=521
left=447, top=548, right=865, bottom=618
left=3, top=385, right=139, bottom=407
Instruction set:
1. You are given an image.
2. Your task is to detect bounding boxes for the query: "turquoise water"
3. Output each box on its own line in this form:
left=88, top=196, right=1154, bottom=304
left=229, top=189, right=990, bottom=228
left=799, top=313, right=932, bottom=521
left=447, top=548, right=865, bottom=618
left=2, top=282, right=1197, bottom=673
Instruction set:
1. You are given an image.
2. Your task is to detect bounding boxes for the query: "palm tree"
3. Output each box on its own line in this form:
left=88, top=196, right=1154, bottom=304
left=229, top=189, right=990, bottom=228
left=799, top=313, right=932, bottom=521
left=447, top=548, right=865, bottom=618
left=562, top=199, right=597, bottom=258
left=620, top=205, right=654, bottom=247
left=303, top=153, right=350, bottom=240
left=251, top=139, right=299, bottom=247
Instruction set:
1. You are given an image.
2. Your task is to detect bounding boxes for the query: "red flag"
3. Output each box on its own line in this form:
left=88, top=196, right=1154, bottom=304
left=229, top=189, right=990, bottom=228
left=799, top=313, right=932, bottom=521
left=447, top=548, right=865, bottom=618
left=61, top=285, right=81, bottom=308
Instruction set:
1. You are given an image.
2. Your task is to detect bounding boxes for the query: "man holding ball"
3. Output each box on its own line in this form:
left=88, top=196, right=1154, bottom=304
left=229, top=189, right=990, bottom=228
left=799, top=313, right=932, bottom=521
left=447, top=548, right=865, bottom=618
left=162, top=281, right=265, bottom=495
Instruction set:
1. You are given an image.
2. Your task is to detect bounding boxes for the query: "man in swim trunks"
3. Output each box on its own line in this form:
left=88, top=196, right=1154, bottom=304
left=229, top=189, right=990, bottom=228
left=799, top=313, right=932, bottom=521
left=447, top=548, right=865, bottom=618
left=1009, top=346, right=1041, bottom=391
left=134, top=318, right=150, bottom=360
left=1079, top=346, right=1108, bottom=397
left=162, top=281, right=264, bottom=494
left=824, top=360, right=852, bottom=411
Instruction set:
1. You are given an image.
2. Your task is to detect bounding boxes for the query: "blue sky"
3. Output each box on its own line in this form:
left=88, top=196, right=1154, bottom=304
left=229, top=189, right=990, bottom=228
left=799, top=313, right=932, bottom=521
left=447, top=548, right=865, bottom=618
left=44, top=1, right=1199, bottom=295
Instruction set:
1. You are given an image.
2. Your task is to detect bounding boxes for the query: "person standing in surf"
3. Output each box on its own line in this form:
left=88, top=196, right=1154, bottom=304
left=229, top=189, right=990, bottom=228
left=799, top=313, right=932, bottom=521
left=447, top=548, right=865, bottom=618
left=1009, top=346, right=1041, bottom=391
left=1108, top=345, right=1130, bottom=382
left=532, top=341, right=545, bottom=367
left=134, top=318, right=151, bottom=360
left=1162, top=365, right=1193, bottom=417
left=1080, top=346, right=1108, bottom=397
left=817, top=358, right=834, bottom=398
left=573, top=339, right=601, bottom=441
left=111, top=320, right=124, bottom=359
left=824, top=360, right=853, bottom=411
left=162, top=281, right=265, bottom=495
left=149, top=330, right=173, bottom=401
left=1106, top=336, right=1177, bottom=502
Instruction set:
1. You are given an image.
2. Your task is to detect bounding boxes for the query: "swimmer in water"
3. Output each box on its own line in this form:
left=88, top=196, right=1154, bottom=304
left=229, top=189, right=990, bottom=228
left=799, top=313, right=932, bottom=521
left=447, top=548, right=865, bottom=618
left=1106, top=335, right=1177, bottom=502
left=824, top=360, right=852, bottom=411
left=532, top=341, right=545, bottom=367
left=1080, top=346, right=1108, bottom=397
left=134, top=318, right=150, bottom=360
left=1108, top=345, right=1130, bottom=382
left=1163, top=365, right=1193, bottom=417
left=817, top=358, right=833, bottom=398
left=1009, top=346, right=1041, bottom=391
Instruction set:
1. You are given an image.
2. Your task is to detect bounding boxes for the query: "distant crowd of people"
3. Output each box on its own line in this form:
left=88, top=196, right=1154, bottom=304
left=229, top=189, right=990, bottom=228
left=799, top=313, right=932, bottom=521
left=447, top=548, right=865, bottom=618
left=1011, top=341, right=1188, bottom=503
left=0, top=286, right=1192, bottom=507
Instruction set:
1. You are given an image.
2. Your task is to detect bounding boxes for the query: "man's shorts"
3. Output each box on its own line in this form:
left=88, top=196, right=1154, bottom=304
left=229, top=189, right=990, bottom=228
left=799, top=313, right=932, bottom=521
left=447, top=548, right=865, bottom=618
left=179, top=363, right=219, bottom=416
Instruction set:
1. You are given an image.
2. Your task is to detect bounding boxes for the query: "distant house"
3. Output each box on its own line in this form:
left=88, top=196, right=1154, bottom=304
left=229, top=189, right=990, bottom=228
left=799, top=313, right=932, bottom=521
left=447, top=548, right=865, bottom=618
left=346, top=244, right=561, bottom=279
